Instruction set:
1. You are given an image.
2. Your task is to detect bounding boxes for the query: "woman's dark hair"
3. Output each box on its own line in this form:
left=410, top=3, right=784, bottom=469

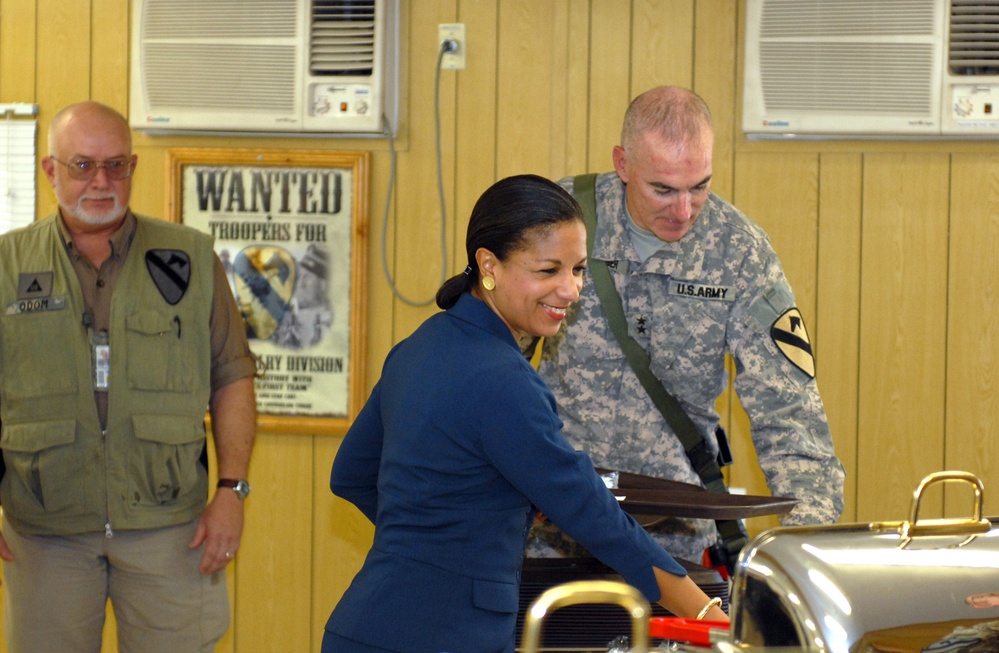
left=435, top=174, right=583, bottom=310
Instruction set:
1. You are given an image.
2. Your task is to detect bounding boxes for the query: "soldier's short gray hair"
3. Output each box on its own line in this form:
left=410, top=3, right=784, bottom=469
left=620, top=86, right=712, bottom=151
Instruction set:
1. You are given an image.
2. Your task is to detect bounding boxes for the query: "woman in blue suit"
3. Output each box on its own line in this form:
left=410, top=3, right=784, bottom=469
left=322, top=175, right=727, bottom=653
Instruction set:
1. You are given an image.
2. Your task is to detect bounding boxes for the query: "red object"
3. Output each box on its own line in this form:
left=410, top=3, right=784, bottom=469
left=648, top=617, right=729, bottom=647
left=702, top=548, right=730, bottom=580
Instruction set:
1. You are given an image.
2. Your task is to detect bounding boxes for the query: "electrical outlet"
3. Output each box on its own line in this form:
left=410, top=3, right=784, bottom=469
left=438, top=23, right=466, bottom=70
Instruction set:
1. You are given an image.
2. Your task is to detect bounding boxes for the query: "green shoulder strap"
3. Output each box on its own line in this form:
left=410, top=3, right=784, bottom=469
left=573, top=173, right=746, bottom=568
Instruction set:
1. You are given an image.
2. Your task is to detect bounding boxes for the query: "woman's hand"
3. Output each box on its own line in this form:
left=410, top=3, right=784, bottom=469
left=653, top=566, right=730, bottom=623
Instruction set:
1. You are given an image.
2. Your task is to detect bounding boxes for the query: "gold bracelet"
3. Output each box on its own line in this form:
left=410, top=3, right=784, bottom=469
left=695, top=596, right=723, bottom=620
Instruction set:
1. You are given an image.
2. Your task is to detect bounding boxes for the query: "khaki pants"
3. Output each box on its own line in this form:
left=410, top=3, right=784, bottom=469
left=2, top=516, right=229, bottom=653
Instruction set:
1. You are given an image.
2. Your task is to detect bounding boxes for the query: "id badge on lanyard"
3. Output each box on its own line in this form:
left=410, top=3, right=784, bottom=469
left=91, top=329, right=110, bottom=391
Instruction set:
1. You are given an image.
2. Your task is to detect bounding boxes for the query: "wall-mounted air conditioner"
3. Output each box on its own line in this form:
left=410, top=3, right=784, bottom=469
left=743, top=0, right=999, bottom=139
left=130, top=0, right=398, bottom=136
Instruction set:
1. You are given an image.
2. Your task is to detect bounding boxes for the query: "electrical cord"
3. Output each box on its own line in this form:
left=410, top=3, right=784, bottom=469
left=378, top=40, right=455, bottom=306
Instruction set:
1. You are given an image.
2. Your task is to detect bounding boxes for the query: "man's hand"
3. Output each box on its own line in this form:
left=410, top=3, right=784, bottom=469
left=188, top=488, right=244, bottom=575
left=196, top=375, right=255, bottom=575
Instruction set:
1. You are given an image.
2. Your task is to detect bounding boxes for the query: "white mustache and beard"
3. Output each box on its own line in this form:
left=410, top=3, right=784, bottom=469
left=56, top=188, right=125, bottom=226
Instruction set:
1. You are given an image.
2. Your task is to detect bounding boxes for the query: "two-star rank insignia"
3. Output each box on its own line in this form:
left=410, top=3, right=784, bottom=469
left=770, top=308, right=815, bottom=378
left=145, top=250, right=191, bottom=305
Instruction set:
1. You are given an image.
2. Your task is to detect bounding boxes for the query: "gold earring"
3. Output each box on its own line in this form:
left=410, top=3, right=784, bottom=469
left=482, top=277, right=495, bottom=291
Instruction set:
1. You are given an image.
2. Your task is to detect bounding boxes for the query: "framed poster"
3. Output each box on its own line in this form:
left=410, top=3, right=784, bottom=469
left=167, top=148, right=368, bottom=436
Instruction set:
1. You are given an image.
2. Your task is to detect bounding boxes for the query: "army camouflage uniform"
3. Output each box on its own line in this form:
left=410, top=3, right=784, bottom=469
left=527, top=172, right=845, bottom=562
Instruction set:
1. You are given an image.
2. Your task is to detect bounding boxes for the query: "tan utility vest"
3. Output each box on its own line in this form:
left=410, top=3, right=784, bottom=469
left=0, top=215, right=214, bottom=536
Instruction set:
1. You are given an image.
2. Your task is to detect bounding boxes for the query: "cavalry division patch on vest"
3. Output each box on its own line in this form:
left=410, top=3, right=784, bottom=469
left=771, top=308, right=815, bottom=378
left=145, top=250, right=192, bottom=305
left=233, top=245, right=296, bottom=340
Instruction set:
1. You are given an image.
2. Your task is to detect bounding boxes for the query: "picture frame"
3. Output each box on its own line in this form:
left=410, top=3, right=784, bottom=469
left=167, top=148, right=368, bottom=436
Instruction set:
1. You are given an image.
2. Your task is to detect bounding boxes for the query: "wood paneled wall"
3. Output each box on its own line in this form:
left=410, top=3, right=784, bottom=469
left=2, top=1, right=997, bottom=651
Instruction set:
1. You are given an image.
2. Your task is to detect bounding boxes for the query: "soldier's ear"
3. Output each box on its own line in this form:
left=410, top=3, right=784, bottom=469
left=612, top=145, right=629, bottom=183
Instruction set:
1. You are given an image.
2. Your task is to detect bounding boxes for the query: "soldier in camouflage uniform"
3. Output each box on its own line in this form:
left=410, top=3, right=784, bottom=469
left=528, top=86, right=844, bottom=563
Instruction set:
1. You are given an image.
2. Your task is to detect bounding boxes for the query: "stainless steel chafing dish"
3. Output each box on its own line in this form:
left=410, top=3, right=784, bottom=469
left=729, top=470, right=999, bottom=653
left=522, top=471, right=999, bottom=653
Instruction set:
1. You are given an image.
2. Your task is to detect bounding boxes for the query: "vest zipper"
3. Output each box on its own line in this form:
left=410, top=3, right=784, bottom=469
left=102, top=429, right=112, bottom=538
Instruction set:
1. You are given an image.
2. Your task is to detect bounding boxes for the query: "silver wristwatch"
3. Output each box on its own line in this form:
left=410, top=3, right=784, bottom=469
left=217, top=478, right=251, bottom=500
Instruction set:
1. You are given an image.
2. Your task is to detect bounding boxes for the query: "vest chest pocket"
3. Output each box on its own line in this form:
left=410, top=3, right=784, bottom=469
left=124, top=310, right=196, bottom=392
left=0, top=310, right=79, bottom=399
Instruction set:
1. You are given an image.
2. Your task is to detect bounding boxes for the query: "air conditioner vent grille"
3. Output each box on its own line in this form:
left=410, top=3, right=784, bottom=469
left=311, top=0, right=376, bottom=76
left=142, top=0, right=296, bottom=38
left=760, top=43, right=936, bottom=113
left=949, top=0, right=999, bottom=75
left=759, top=0, right=937, bottom=37
left=142, top=44, right=297, bottom=111
left=131, top=0, right=396, bottom=134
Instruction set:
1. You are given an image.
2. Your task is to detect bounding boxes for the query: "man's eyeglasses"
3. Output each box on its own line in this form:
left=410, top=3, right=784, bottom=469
left=50, top=156, right=134, bottom=181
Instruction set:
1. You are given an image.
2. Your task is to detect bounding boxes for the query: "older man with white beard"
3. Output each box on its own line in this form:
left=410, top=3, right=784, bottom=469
left=0, top=101, right=257, bottom=653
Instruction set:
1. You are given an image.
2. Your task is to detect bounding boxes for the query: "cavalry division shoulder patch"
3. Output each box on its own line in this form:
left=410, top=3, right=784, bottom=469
left=145, top=250, right=191, bottom=305
left=770, top=308, right=815, bottom=378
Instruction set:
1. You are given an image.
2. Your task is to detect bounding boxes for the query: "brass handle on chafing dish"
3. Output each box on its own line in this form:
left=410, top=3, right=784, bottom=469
left=520, top=580, right=650, bottom=653
left=898, top=470, right=991, bottom=539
